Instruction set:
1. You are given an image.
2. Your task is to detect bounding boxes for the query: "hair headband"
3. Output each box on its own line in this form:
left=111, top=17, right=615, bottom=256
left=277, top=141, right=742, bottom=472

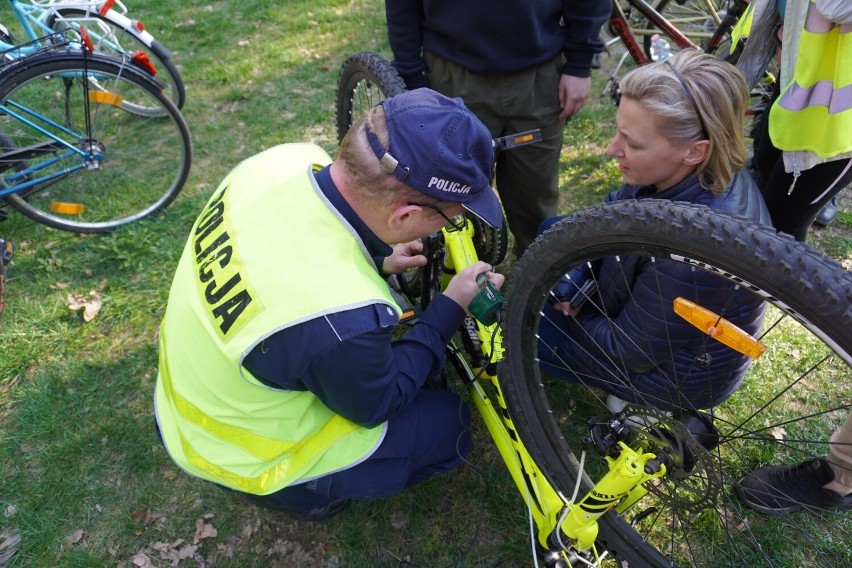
left=665, top=59, right=709, bottom=140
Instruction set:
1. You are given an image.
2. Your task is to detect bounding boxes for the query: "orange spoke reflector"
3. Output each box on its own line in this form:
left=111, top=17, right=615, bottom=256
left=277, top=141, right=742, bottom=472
left=89, top=91, right=123, bottom=107
left=513, top=133, right=535, bottom=144
left=673, top=297, right=766, bottom=359
left=50, top=202, right=85, bottom=215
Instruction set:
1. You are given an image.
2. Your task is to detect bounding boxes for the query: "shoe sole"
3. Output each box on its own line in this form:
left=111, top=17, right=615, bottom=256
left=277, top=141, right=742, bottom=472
left=734, top=485, right=802, bottom=515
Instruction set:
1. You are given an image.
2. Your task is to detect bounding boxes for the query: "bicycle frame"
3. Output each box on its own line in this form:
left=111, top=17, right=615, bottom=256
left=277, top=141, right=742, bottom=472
left=610, top=0, right=701, bottom=67
left=0, top=37, right=109, bottom=200
left=412, top=214, right=682, bottom=565
left=603, top=0, right=750, bottom=101
left=0, top=108, right=90, bottom=199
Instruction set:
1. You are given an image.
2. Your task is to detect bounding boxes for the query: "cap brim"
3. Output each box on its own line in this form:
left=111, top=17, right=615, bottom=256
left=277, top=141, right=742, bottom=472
left=462, top=185, right=504, bottom=228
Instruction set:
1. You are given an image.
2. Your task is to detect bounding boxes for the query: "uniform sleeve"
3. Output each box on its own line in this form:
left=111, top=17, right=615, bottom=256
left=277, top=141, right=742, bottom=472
left=296, top=294, right=465, bottom=428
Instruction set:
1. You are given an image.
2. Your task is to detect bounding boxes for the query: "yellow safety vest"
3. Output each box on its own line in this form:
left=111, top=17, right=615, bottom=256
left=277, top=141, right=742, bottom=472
left=154, top=143, right=401, bottom=495
left=769, top=0, right=852, bottom=156
left=730, top=1, right=756, bottom=54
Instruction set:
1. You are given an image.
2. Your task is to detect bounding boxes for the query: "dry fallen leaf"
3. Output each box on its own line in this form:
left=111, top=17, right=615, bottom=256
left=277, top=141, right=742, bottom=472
left=130, top=552, right=156, bottom=568
left=0, top=530, right=21, bottom=565
left=193, top=516, right=218, bottom=544
left=151, top=539, right=198, bottom=564
left=61, top=529, right=84, bottom=551
left=131, top=507, right=150, bottom=524
left=67, top=290, right=102, bottom=321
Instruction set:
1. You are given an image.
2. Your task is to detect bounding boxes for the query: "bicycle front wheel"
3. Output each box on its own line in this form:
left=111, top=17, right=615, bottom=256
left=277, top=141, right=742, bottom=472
left=0, top=51, right=191, bottom=233
left=47, top=8, right=186, bottom=113
left=500, top=200, right=852, bottom=567
left=336, top=51, right=406, bottom=143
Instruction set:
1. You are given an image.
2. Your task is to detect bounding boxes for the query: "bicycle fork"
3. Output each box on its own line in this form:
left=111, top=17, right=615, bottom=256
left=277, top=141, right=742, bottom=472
left=551, top=439, right=667, bottom=559
left=439, top=218, right=669, bottom=566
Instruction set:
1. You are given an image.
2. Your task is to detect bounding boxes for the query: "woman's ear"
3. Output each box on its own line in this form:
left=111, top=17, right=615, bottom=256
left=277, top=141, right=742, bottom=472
left=684, top=139, right=711, bottom=166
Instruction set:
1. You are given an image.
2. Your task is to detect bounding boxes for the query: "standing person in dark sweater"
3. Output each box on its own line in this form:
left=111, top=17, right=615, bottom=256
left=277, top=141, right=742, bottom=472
left=384, top=0, right=609, bottom=256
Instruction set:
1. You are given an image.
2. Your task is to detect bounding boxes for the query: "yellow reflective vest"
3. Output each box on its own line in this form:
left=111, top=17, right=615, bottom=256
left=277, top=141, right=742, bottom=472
left=769, top=0, right=852, bottom=157
left=155, top=143, right=401, bottom=495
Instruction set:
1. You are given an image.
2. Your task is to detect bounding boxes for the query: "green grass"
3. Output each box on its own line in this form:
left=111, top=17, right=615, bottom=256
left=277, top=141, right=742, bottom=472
left=0, top=1, right=850, bottom=567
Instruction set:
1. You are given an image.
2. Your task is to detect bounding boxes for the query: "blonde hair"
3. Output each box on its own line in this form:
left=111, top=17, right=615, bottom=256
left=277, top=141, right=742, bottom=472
left=619, top=49, right=749, bottom=195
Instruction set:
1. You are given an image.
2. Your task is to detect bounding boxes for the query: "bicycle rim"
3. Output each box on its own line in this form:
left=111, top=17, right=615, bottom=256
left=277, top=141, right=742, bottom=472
left=47, top=8, right=186, bottom=114
left=336, top=51, right=406, bottom=143
left=0, top=53, right=191, bottom=233
left=500, top=200, right=852, bottom=567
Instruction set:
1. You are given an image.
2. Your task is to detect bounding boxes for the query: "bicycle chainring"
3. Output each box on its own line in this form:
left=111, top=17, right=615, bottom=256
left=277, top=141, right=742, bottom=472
left=466, top=212, right=508, bottom=266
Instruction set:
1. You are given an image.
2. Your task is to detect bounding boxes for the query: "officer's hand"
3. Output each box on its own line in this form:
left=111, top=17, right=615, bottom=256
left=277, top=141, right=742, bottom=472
left=383, top=240, right=426, bottom=275
left=443, top=261, right=505, bottom=310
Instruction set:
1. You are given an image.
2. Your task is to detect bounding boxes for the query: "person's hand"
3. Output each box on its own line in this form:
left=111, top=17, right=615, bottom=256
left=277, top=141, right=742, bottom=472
left=442, top=261, right=506, bottom=311
left=558, top=74, right=591, bottom=119
left=403, top=71, right=429, bottom=90
left=554, top=300, right=581, bottom=318
left=383, top=240, right=426, bottom=275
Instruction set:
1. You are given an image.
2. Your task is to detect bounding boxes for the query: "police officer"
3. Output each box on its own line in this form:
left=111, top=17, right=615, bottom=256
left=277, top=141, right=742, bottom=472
left=154, top=88, right=505, bottom=520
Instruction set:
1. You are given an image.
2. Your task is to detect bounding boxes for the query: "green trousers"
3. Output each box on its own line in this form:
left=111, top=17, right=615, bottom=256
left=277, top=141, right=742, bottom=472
left=424, top=51, right=565, bottom=255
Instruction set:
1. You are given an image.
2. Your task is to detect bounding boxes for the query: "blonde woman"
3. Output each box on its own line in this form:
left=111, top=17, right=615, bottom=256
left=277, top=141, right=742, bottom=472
left=536, top=50, right=772, bottom=411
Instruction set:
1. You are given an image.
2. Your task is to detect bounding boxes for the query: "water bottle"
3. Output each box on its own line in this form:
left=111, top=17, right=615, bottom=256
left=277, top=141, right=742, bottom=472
left=649, top=34, right=672, bottom=62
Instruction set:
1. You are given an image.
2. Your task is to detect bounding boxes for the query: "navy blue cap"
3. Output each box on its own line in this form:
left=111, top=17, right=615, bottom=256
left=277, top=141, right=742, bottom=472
left=365, top=88, right=501, bottom=227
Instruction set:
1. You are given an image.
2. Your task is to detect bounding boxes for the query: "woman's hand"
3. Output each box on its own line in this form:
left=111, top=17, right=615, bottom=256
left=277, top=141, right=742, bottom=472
left=554, top=301, right=581, bottom=318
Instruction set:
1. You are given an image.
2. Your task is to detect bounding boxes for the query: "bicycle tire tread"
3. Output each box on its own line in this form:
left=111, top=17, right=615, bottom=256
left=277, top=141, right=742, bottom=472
left=335, top=51, right=406, bottom=143
left=499, top=199, right=851, bottom=566
left=45, top=7, right=186, bottom=109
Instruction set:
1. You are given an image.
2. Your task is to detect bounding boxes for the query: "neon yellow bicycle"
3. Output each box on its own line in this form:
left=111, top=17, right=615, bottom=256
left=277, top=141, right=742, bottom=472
left=338, top=53, right=852, bottom=567
left=395, top=199, right=851, bottom=568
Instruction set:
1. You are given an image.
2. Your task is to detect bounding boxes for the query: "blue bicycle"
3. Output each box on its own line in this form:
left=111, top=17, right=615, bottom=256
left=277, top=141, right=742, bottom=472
left=0, top=0, right=184, bottom=112
left=0, top=34, right=191, bottom=233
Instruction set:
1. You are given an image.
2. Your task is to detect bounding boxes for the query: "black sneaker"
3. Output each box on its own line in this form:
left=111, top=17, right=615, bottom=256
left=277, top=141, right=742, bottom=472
left=591, top=52, right=602, bottom=70
left=736, top=458, right=852, bottom=514
left=813, top=197, right=838, bottom=227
